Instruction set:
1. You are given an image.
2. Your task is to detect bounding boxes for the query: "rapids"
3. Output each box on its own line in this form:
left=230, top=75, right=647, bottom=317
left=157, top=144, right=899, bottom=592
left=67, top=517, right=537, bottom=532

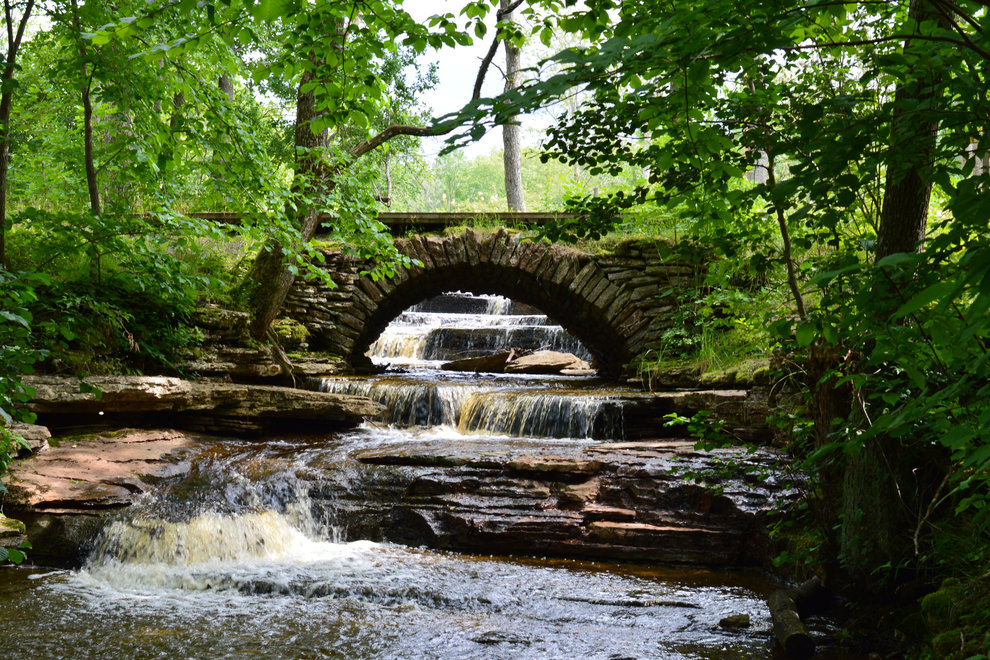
left=0, top=292, right=787, bottom=658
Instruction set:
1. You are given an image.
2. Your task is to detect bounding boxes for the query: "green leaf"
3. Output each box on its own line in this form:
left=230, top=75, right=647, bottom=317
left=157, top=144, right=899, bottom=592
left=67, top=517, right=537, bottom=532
left=894, top=281, right=957, bottom=319
left=0, top=311, right=30, bottom=328
left=795, top=322, right=816, bottom=347
left=876, top=252, right=915, bottom=269
left=941, top=424, right=975, bottom=451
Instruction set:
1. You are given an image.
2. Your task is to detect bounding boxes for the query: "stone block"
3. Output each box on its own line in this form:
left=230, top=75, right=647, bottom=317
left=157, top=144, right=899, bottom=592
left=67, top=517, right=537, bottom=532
left=357, top=277, right=386, bottom=303
left=425, top=237, right=449, bottom=268
left=570, top=263, right=599, bottom=293
left=605, top=291, right=634, bottom=323
left=349, top=285, right=378, bottom=316
left=490, top=232, right=512, bottom=265
left=594, top=282, right=621, bottom=310
left=443, top=235, right=467, bottom=265
left=334, top=311, right=365, bottom=334
left=462, top=230, right=482, bottom=264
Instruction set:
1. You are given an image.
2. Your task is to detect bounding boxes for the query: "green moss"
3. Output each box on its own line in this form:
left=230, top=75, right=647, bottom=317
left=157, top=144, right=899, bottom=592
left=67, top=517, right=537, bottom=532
left=921, top=576, right=990, bottom=659
left=698, top=358, right=771, bottom=388
left=286, top=350, right=344, bottom=362
left=0, top=515, right=27, bottom=536
left=272, top=318, right=310, bottom=349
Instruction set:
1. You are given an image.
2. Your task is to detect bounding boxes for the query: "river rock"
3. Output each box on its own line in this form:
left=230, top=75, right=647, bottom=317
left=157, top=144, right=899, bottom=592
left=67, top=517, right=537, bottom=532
left=718, top=614, right=752, bottom=629
left=0, top=515, right=27, bottom=548
left=504, top=350, right=591, bottom=375
left=190, top=304, right=251, bottom=343
left=5, top=428, right=199, bottom=513
left=441, top=351, right=514, bottom=373
left=9, top=423, right=51, bottom=456
left=321, top=437, right=794, bottom=567
left=23, top=375, right=384, bottom=436
left=2, top=427, right=208, bottom=566
left=181, top=346, right=283, bottom=380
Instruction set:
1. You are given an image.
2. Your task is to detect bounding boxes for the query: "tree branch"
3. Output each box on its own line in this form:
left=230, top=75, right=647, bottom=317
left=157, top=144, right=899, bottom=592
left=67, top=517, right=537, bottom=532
left=5, top=0, right=14, bottom=51
left=355, top=3, right=531, bottom=160
left=473, top=35, right=502, bottom=100
left=349, top=123, right=449, bottom=159
left=781, top=33, right=990, bottom=60
left=471, top=0, right=525, bottom=101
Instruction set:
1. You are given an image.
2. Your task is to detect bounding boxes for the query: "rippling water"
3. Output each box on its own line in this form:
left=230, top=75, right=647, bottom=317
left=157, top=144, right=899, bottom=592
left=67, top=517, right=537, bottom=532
left=1, top=291, right=786, bottom=658
left=2, top=536, right=777, bottom=659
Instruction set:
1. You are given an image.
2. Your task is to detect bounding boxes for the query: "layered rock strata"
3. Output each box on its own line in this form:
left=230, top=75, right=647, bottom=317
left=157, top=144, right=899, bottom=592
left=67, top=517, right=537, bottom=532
left=24, top=375, right=383, bottom=436
left=307, top=437, right=790, bottom=567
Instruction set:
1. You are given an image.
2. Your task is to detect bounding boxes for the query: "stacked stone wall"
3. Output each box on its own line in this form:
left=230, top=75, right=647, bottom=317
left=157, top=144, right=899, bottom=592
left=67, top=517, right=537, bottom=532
left=283, top=230, right=704, bottom=376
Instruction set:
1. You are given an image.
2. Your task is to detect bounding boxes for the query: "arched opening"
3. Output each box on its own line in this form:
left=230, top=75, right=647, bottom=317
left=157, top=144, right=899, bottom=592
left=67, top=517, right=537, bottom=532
left=343, top=258, right=637, bottom=377
left=366, top=290, right=594, bottom=374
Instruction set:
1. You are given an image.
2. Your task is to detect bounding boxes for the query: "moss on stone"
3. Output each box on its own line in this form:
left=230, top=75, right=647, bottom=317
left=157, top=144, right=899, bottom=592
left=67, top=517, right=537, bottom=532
left=272, top=318, right=310, bottom=349
left=1, top=514, right=28, bottom=548
left=698, top=358, right=771, bottom=388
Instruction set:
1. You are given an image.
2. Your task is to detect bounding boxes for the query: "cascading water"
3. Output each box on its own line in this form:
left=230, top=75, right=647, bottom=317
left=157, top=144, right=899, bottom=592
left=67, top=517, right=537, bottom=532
left=1, top=441, right=780, bottom=658
left=367, top=292, right=591, bottom=366
left=323, top=291, right=633, bottom=439
left=0, top=291, right=791, bottom=658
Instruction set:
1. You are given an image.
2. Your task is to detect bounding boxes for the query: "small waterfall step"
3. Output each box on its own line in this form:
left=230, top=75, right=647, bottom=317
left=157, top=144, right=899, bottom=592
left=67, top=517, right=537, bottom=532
left=368, top=291, right=593, bottom=364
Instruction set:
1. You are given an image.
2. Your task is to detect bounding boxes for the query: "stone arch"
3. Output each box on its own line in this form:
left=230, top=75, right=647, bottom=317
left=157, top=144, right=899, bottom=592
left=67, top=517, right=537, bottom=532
left=294, top=230, right=652, bottom=377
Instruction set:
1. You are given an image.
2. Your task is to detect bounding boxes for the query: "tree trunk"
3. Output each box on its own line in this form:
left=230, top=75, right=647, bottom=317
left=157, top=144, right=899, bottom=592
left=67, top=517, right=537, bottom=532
left=875, top=0, right=943, bottom=261
left=500, top=0, right=526, bottom=212
left=840, top=0, right=950, bottom=580
left=70, top=0, right=101, bottom=216
left=0, top=0, right=36, bottom=270
left=248, top=63, right=331, bottom=339
left=766, top=155, right=806, bottom=318
left=218, top=74, right=234, bottom=101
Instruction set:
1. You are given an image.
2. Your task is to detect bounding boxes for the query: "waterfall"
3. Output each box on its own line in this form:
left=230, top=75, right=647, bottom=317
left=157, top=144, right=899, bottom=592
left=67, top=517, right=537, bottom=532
left=367, top=292, right=592, bottom=365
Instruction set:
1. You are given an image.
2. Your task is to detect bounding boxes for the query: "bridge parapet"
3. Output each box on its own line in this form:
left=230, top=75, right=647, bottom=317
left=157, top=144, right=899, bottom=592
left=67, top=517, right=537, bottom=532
left=283, top=229, right=703, bottom=376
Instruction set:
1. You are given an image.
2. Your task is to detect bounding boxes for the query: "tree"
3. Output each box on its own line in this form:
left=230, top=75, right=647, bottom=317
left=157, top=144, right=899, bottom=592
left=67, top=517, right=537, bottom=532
left=0, top=0, right=36, bottom=269
left=500, top=0, right=525, bottom=211
left=444, top=0, right=990, bottom=583
left=237, top=1, right=481, bottom=339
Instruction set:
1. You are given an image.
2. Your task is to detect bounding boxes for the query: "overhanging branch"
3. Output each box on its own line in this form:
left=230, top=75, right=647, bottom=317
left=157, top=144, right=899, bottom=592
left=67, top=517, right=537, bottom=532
left=349, top=123, right=449, bottom=159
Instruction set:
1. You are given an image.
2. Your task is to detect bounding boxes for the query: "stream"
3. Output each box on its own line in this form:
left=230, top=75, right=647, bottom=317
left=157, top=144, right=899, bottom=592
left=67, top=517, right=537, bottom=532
left=0, top=293, right=787, bottom=659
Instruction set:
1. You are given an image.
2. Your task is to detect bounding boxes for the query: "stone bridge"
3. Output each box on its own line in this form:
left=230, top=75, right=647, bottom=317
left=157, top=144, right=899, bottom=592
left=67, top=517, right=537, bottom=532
left=283, top=229, right=703, bottom=376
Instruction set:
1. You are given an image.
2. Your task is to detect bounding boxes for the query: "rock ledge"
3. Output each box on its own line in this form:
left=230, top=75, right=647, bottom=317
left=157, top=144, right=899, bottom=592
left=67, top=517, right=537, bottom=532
left=24, top=375, right=384, bottom=436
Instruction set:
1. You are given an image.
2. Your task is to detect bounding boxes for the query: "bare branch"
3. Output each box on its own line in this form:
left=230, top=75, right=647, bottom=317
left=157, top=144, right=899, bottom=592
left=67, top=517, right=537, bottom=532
left=473, top=35, right=502, bottom=100
left=349, top=123, right=451, bottom=159
left=471, top=0, right=525, bottom=101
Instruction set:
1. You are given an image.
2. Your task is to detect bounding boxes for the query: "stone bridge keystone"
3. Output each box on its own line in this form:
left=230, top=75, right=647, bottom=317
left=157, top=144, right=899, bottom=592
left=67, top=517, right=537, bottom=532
left=283, top=229, right=703, bottom=377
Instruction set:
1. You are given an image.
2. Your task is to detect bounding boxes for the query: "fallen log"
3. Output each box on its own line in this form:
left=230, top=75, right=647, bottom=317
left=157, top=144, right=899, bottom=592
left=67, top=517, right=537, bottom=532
left=768, top=576, right=821, bottom=659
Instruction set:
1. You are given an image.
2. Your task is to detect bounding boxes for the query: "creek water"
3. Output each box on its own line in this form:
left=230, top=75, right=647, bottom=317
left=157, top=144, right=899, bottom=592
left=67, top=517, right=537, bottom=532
left=0, top=293, right=783, bottom=659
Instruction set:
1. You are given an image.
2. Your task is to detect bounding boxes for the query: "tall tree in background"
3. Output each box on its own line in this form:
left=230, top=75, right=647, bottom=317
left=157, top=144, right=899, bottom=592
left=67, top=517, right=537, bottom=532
left=500, top=0, right=525, bottom=211
left=0, top=0, right=35, bottom=269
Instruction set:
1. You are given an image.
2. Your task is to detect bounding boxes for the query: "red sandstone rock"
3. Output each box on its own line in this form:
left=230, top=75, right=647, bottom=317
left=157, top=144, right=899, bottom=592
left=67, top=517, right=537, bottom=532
left=504, top=350, right=591, bottom=375
left=6, top=429, right=198, bottom=513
